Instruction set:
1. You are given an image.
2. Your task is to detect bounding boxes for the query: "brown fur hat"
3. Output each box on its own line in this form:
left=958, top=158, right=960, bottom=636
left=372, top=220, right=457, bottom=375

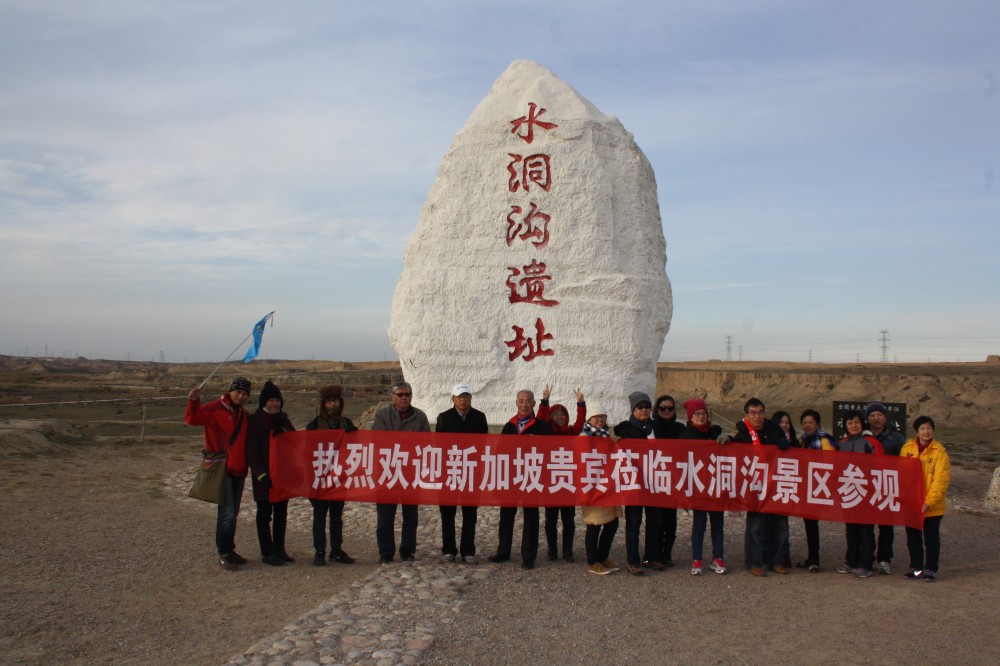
left=319, top=384, right=344, bottom=402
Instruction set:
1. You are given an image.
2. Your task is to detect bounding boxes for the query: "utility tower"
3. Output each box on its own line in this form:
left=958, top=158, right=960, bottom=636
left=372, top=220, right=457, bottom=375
left=738, top=345, right=743, bottom=361
left=879, top=330, right=890, bottom=364
left=725, top=335, right=733, bottom=362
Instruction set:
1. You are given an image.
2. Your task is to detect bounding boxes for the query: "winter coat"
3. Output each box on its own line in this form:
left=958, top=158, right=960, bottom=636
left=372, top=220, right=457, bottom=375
left=733, top=418, right=791, bottom=449
left=246, top=408, right=296, bottom=503
left=900, top=439, right=951, bottom=518
left=184, top=393, right=249, bottom=476
left=579, top=425, right=621, bottom=525
left=873, top=426, right=906, bottom=456
left=500, top=415, right=553, bottom=436
left=305, top=415, right=356, bottom=432
left=372, top=405, right=430, bottom=432
left=800, top=430, right=837, bottom=451
left=435, top=406, right=489, bottom=434
left=537, top=400, right=585, bottom=435
left=679, top=424, right=723, bottom=441
left=837, top=433, right=884, bottom=456
left=653, top=415, right=687, bottom=439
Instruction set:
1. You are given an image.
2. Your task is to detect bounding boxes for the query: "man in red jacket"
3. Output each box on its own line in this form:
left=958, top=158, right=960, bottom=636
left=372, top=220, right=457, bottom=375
left=185, top=377, right=252, bottom=571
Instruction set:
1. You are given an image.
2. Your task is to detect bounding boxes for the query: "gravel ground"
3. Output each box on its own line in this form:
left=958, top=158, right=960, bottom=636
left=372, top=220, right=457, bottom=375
left=2, top=439, right=998, bottom=665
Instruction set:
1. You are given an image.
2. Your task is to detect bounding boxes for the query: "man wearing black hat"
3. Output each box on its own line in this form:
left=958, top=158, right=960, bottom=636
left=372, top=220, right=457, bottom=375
left=246, top=380, right=296, bottom=566
left=614, top=390, right=661, bottom=576
left=186, top=377, right=252, bottom=571
left=866, top=401, right=906, bottom=575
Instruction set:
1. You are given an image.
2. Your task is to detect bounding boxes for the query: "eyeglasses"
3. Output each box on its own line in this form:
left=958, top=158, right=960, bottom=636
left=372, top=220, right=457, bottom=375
left=746, top=409, right=765, bottom=416
left=658, top=405, right=675, bottom=412
left=636, top=404, right=652, bottom=410
left=393, top=392, right=412, bottom=398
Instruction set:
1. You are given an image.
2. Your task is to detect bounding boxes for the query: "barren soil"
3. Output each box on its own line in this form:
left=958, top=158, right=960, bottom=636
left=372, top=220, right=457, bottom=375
left=1, top=357, right=999, bottom=664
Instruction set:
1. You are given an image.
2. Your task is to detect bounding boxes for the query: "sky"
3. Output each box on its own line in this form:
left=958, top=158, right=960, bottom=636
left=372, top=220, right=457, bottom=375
left=2, top=0, right=998, bottom=364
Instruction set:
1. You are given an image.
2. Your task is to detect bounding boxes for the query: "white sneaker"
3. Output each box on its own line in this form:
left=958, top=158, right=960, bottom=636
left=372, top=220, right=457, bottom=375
left=441, top=553, right=456, bottom=563
left=709, top=558, right=727, bottom=575
left=462, top=555, right=476, bottom=564
left=878, top=561, right=891, bottom=575
left=691, top=560, right=703, bottom=575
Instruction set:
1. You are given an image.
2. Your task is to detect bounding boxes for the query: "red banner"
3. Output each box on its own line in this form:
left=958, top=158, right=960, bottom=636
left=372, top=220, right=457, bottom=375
left=269, top=430, right=926, bottom=529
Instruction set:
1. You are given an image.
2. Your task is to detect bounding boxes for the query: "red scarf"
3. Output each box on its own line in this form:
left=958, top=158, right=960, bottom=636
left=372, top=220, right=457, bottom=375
left=691, top=420, right=712, bottom=434
left=742, top=418, right=761, bottom=445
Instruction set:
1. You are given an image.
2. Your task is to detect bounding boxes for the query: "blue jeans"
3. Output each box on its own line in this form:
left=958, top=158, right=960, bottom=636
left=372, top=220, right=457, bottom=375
left=625, top=505, right=653, bottom=566
left=744, top=511, right=788, bottom=569
left=692, top=510, right=724, bottom=561
left=216, top=474, right=245, bottom=556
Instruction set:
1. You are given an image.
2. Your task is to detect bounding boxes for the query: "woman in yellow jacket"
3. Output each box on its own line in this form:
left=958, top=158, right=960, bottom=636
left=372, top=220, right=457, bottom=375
left=900, top=415, right=950, bottom=582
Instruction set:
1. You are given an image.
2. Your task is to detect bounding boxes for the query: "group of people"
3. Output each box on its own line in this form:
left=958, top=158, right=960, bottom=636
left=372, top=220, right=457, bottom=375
left=185, top=378, right=950, bottom=582
left=185, top=379, right=357, bottom=570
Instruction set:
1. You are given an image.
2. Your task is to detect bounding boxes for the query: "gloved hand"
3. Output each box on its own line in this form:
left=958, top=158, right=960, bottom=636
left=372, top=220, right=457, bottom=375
left=716, top=433, right=731, bottom=445
left=258, top=474, right=272, bottom=490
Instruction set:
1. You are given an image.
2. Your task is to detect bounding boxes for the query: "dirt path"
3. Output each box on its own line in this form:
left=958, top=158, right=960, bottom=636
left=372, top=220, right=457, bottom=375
left=0, top=440, right=374, bottom=665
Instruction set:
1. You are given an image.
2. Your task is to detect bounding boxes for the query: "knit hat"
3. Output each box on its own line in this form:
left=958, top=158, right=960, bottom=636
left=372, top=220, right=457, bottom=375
left=628, top=391, right=652, bottom=411
left=683, top=398, right=708, bottom=416
left=258, top=380, right=283, bottom=410
left=865, top=402, right=888, bottom=419
left=550, top=403, right=569, bottom=420
left=229, top=377, right=252, bottom=393
left=586, top=402, right=608, bottom=422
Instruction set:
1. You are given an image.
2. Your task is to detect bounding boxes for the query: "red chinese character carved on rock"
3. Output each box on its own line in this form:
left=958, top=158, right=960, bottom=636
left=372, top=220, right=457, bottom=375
left=505, top=317, right=555, bottom=362
left=507, top=153, right=552, bottom=193
left=510, top=102, right=558, bottom=144
left=505, top=202, right=550, bottom=249
left=506, top=259, right=559, bottom=307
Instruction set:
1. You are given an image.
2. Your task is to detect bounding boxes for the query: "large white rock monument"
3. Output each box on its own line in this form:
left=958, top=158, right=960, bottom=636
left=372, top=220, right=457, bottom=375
left=388, top=60, right=672, bottom=422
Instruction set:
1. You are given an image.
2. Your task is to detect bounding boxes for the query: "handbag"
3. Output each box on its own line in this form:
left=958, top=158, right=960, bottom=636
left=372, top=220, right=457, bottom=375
left=188, top=450, right=228, bottom=504
left=188, top=407, right=245, bottom=505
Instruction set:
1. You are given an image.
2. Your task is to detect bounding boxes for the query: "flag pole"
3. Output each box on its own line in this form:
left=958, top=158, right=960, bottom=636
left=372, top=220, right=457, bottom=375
left=198, top=311, right=275, bottom=389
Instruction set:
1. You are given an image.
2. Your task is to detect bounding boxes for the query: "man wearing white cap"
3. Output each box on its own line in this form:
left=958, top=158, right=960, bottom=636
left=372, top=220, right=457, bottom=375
left=435, top=382, right=490, bottom=563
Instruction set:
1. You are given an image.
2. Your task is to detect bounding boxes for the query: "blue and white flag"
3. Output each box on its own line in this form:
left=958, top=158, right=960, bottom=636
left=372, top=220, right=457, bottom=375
left=243, top=311, right=275, bottom=362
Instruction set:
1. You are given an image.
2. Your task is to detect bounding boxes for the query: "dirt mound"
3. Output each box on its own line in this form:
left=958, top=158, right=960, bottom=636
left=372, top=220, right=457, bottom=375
left=656, top=361, right=1000, bottom=433
left=0, top=419, right=95, bottom=458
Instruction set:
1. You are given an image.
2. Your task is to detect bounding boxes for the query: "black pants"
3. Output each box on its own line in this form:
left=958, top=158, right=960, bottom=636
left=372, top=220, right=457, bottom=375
left=876, top=524, right=895, bottom=563
left=844, top=523, right=875, bottom=570
left=585, top=519, right=619, bottom=565
left=544, top=506, right=576, bottom=557
left=906, top=515, right=943, bottom=573
left=802, top=518, right=820, bottom=565
left=376, top=503, right=418, bottom=560
left=657, top=507, right=677, bottom=563
left=496, top=507, right=539, bottom=565
left=440, top=505, right=478, bottom=557
left=254, top=499, right=288, bottom=557
left=310, top=499, right=345, bottom=556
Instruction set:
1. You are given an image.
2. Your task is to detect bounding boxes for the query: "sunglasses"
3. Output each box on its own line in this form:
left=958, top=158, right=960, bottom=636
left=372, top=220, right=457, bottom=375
left=394, top=392, right=412, bottom=398
left=658, top=405, right=675, bottom=412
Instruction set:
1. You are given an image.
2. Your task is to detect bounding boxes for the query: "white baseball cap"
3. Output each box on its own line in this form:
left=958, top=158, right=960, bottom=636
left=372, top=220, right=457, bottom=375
left=452, top=382, right=473, bottom=396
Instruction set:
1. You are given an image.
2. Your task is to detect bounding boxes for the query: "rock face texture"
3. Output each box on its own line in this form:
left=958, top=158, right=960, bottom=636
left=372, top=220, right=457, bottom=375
left=388, top=60, right=671, bottom=423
